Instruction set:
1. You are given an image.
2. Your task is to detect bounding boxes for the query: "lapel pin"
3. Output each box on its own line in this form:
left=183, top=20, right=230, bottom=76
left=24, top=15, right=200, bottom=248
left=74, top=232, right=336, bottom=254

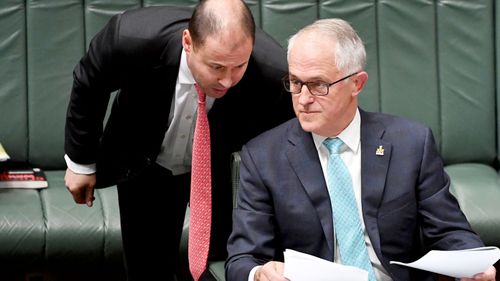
left=376, top=145, right=384, bottom=156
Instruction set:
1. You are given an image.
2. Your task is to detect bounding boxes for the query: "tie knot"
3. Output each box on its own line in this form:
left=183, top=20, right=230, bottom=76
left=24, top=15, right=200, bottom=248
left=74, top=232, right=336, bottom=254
left=194, top=84, right=206, bottom=103
left=323, top=137, right=343, bottom=154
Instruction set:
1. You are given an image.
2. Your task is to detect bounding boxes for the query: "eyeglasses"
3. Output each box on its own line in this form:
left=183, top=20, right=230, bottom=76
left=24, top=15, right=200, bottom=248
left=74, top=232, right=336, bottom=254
left=283, top=71, right=360, bottom=96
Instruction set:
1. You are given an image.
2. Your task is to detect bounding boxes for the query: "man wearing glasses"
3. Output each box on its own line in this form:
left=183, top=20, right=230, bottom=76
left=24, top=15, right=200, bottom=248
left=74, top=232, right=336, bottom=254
left=226, top=18, right=496, bottom=281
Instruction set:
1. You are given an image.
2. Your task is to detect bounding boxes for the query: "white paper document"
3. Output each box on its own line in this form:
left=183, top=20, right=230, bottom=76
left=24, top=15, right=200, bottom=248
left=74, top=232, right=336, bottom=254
left=390, top=246, right=500, bottom=278
left=0, top=142, right=10, bottom=162
left=283, top=249, right=368, bottom=281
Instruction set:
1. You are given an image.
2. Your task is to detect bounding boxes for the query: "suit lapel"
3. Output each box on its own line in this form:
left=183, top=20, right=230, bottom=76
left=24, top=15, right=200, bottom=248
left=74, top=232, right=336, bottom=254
left=153, top=26, right=184, bottom=135
left=285, top=120, right=335, bottom=256
left=360, top=110, right=391, bottom=260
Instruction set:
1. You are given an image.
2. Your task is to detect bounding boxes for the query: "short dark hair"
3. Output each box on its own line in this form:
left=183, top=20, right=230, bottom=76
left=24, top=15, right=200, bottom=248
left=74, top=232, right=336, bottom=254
left=188, top=0, right=255, bottom=49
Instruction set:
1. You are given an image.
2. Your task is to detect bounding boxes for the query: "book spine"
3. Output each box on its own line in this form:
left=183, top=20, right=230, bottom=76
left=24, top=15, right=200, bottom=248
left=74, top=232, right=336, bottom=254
left=0, top=173, right=37, bottom=181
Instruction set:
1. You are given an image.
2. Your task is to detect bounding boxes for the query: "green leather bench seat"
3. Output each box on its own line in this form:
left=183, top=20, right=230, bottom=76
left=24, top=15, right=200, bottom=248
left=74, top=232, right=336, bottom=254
left=445, top=164, right=500, bottom=247
left=0, top=171, right=123, bottom=277
left=1, top=0, right=500, bottom=280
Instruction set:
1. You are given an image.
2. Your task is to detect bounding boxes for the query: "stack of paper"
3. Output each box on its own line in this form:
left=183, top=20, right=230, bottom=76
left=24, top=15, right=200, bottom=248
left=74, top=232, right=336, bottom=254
left=283, top=249, right=368, bottom=281
left=282, top=246, right=500, bottom=280
left=0, top=142, right=10, bottom=162
left=390, top=246, right=500, bottom=278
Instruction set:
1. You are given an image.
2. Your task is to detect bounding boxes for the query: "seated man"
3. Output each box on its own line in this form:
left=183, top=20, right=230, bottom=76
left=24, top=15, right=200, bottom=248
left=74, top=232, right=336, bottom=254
left=226, top=18, right=496, bottom=281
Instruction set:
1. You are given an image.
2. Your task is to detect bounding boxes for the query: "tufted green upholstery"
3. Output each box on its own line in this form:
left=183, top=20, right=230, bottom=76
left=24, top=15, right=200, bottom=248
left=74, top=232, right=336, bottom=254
left=0, top=0, right=499, bottom=280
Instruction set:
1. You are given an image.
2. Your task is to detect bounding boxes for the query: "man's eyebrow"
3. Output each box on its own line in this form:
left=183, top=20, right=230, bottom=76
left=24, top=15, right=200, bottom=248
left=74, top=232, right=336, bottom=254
left=289, top=74, right=326, bottom=81
left=209, top=62, right=223, bottom=66
left=236, top=61, right=248, bottom=67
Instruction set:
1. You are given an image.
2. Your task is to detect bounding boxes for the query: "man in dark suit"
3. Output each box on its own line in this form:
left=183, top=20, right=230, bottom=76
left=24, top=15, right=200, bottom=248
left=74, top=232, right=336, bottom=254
left=63, top=0, right=293, bottom=280
left=226, top=18, right=496, bottom=281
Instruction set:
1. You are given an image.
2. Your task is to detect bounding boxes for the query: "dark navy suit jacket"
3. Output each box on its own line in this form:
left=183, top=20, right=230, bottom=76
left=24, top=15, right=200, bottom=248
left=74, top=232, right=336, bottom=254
left=226, top=109, right=483, bottom=281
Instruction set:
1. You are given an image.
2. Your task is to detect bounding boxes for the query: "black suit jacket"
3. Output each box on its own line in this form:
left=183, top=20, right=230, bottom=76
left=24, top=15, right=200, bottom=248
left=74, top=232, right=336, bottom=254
left=226, top=110, right=483, bottom=281
left=65, top=6, right=294, bottom=255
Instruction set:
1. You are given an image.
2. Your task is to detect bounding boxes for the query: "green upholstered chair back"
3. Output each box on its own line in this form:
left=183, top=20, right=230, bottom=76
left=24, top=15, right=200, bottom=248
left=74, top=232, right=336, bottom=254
left=257, top=0, right=496, bottom=167
left=0, top=0, right=496, bottom=170
left=1, top=0, right=499, bottom=277
left=0, top=0, right=198, bottom=169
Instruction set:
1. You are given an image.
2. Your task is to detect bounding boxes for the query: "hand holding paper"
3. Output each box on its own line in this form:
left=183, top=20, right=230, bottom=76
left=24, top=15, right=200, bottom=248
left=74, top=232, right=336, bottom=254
left=390, top=246, right=500, bottom=278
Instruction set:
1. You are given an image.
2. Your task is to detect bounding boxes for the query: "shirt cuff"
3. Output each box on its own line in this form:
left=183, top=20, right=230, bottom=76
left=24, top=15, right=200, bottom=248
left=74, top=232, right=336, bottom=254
left=64, top=154, right=96, bottom=174
left=248, top=265, right=261, bottom=281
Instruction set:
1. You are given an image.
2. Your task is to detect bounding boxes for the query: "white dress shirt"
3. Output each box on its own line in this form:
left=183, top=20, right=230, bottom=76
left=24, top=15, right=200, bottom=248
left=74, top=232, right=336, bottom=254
left=65, top=49, right=215, bottom=176
left=155, top=49, right=214, bottom=175
left=312, top=109, right=391, bottom=281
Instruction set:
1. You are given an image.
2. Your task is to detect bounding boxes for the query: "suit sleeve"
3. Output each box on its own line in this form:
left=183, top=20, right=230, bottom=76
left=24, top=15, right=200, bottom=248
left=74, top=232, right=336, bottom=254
left=64, top=14, right=123, bottom=165
left=418, top=128, right=484, bottom=250
left=226, top=144, right=281, bottom=281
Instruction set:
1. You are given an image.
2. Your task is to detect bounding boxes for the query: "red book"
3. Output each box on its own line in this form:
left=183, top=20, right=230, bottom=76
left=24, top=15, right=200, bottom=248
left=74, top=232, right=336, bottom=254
left=0, top=167, right=48, bottom=189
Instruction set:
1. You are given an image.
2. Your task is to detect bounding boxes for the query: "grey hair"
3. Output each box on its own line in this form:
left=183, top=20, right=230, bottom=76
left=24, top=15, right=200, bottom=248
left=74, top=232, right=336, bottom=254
left=287, top=18, right=366, bottom=75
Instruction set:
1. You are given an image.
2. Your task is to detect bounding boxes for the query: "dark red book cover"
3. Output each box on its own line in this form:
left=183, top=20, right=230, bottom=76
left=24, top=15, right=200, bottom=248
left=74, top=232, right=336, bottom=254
left=0, top=167, right=48, bottom=189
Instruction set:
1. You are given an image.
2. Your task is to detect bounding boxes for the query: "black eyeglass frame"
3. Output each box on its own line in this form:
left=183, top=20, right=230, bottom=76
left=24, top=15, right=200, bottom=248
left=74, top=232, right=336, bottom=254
left=283, top=71, right=361, bottom=96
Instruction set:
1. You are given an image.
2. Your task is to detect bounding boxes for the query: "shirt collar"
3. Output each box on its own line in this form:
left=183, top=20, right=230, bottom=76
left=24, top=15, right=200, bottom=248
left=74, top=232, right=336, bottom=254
left=178, top=49, right=196, bottom=85
left=312, top=108, right=361, bottom=153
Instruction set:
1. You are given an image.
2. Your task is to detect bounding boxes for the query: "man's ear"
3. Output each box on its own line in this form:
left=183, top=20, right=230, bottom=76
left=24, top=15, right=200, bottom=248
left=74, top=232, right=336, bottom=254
left=352, top=71, right=368, bottom=97
left=182, top=29, right=192, bottom=55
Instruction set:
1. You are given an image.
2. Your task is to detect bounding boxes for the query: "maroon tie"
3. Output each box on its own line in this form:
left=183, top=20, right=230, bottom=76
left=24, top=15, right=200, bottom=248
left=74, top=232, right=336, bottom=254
left=188, top=84, right=212, bottom=281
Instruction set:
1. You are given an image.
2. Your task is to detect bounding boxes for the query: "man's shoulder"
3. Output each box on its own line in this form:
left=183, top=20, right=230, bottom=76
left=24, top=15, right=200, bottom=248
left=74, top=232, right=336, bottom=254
left=246, top=118, right=298, bottom=147
left=248, top=28, right=288, bottom=76
left=117, top=6, right=191, bottom=38
left=121, top=5, right=192, bottom=21
left=107, top=6, right=190, bottom=62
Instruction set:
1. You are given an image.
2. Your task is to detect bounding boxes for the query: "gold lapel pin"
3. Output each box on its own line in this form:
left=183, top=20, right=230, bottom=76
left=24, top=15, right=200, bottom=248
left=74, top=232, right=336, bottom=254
left=376, top=145, right=384, bottom=156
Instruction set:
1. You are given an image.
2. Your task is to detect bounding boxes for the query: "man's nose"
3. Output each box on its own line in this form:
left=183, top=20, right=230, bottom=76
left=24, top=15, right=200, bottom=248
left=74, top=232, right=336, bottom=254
left=297, top=85, right=314, bottom=104
left=219, top=71, right=233, bottom=88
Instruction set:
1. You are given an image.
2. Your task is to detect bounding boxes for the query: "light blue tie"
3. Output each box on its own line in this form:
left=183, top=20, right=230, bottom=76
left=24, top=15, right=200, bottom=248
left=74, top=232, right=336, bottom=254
left=323, top=137, right=376, bottom=281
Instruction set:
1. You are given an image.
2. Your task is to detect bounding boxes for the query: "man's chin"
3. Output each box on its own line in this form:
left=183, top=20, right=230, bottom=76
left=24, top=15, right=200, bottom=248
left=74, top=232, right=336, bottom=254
left=299, top=119, right=317, bottom=133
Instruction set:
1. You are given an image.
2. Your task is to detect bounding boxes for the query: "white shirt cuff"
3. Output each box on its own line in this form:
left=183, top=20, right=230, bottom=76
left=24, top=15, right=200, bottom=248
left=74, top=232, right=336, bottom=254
left=248, top=265, right=261, bottom=281
left=64, top=154, right=96, bottom=174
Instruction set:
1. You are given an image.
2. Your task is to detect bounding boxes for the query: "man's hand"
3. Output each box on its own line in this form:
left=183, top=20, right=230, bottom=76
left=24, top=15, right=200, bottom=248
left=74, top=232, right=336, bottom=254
left=460, top=265, right=496, bottom=281
left=64, top=168, right=96, bottom=207
left=255, top=261, right=289, bottom=281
